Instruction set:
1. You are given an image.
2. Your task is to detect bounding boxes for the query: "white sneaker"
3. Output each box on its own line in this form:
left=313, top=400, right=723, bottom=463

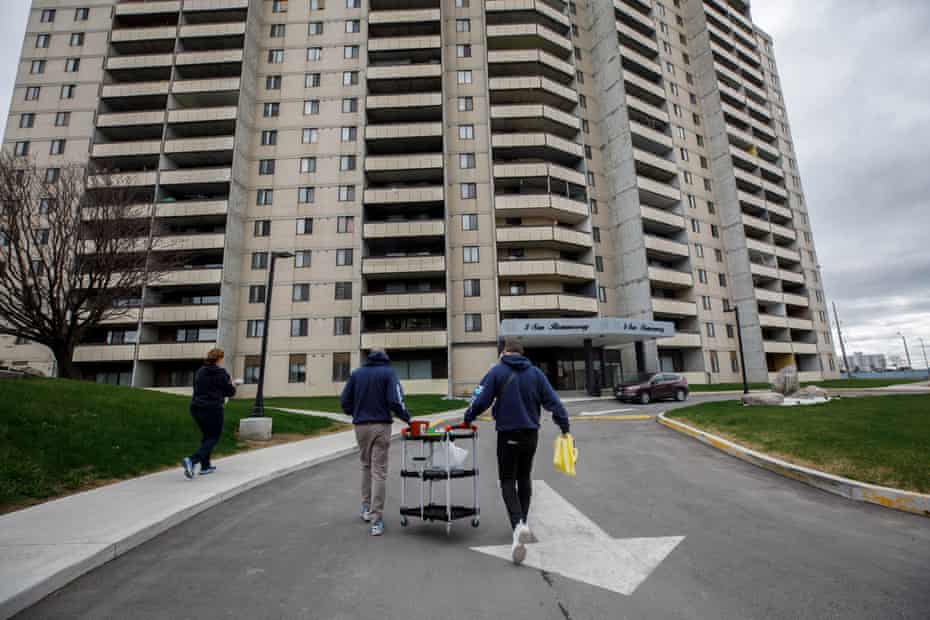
left=516, top=521, right=532, bottom=544
left=511, top=523, right=527, bottom=565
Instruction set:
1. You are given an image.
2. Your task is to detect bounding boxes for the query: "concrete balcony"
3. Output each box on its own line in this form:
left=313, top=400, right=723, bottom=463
left=754, top=288, right=782, bottom=304
left=637, top=176, right=681, bottom=207
left=73, top=344, right=135, bottom=363
left=111, top=26, right=177, bottom=43
left=171, top=77, right=241, bottom=94
left=486, top=0, right=570, bottom=29
left=175, top=49, right=243, bottom=66
left=737, top=189, right=766, bottom=211
left=366, top=92, right=442, bottom=111
left=714, top=61, right=742, bottom=87
left=487, top=23, right=572, bottom=56
left=788, top=317, right=814, bottom=331
left=746, top=99, right=772, bottom=122
left=365, top=122, right=442, bottom=141
left=363, top=220, right=445, bottom=239
left=623, top=70, right=666, bottom=104
left=361, top=330, right=448, bottom=350
left=775, top=246, right=801, bottom=263
left=156, top=200, right=227, bottom=218
left=792, top=342, right=819, bottom=355
left=365, top=153, right=442, bottom=173
left=770, top=222, right=797, bottom=242
left=741, top=63, right=765, bottom=86
left=143, top=304, right=219, bottom=324
left=641, top=205, right=686, bottom=231
left=489, top=76, right=578, bottom=108
left=363, top=185, right=443, bottom=205
left=645, top=235, right=690, bottom=259
left=764, top=181, right=789, bottom=203
left=368, top=8, right=440, bottom=24
left=92, top=140, right=162, bottom=158
left=497, top=259, right=595, bottom=282
left=759, top=314, right=788, bottom=329
left=362, top=292, right=446, bottom=312
left=648, top=266, right=694, bottom=289
left=368, top=36, right=441, bottom=53
left=626, top=95, right=670, bottom=126
left=97, top=171, right=158, bottom=187
left=499, top=294, right=599, bottom=315
left=617, top=21, right=659, bottom=57
left=496, top=225, right=593, bottom=250
left=101, top=81, right=170, bottom=98
left=488, top=49, right=575, bottom=80
left=140, top=342, right=212, bottom=361
left=779, top=270, right=805, bottom=285
left=767, top=202, right=793, bottom=222
left=492, top=132, right=584, bottom=160
left=167, top=106, right=238, bottom=124
left=783, top=293, right=809, bottom=308
left=750, top=262, right=780, bottom=280
left=620, top=47, right=663, bottom=81
left=159, top=167, right=231, bottom=185
left=115, top=1, right=181, bottom=15
left=154, top=233, right=225, bottom=252
left=746, top=238, right=775, bottom=257
left=157, top=267, right=223, bottom=286
left=763, top=340, right=793, bottom=355
left=722, top=101, right=753, bottom=127
left=490, top=104, right=580, bottom=134
left=106, top=54, right=173, bottom=71
left=494, top=162, right=586, bottom=187
left=651, top=298, right=698, bottom=318
left=751, top=119, right=777, bottom=142
left=493, top=194, right=589, bottom=224
left=634, top=148, right=679, bottom=179
left=741, top=213, right=771, bottom=235
left=184, top=0, right=250, bottom=8
left=97, top=110, right=166, bottom=128
left=362, top=255, right=446, bottom=276
left=614, top=0, right=654, bottom=32
left=164, top=136, right=235, bottom=154
left=630, top=120, right=674, bottom=153
left=179, top=22, right=246, bottom=39
left=367, top=64, right=441, bottom=81
left=657, top=332, right=702, bottom=349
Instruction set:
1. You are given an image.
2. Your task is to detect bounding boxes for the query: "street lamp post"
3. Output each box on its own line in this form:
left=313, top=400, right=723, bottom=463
left=919, top=338, right=929, bottom=383
left=726, top=306, right=749, bottom=394
left=897, top=332, right=912, bottom=369
left=251, top=251, right=294, bottom=417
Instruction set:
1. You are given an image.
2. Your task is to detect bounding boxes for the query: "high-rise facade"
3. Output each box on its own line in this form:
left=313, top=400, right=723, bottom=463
left=1, top=0, right=839, bottom=396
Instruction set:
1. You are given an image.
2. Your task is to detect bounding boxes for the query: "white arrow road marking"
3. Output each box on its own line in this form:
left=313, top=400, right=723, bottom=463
left=471, top=481, right=684, bottom=596
left=578, top=407, right=634, bottom=416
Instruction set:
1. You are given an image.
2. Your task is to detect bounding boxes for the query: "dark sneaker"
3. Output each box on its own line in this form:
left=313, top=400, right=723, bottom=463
left=370, top=519, right=385, bottom=536
left=360, top=502, right=371, bottom=522
left=199, top=466, right=217, bottom=476
left=182, top=457, right=194, bottom=480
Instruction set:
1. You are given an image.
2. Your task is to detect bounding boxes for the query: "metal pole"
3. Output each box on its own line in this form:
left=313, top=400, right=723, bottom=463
left=899, top=333, right=912, bottom=369
left=251, top=254, right=278, bottom=417
left=919, top=338, right=929, bottom=383
left=734, top=306, right=749, bottom=394
left=832, top=302, right=851, bottom=379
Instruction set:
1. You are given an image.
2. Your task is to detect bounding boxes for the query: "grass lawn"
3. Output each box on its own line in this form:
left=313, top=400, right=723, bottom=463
left=667, top=395, right=930, bottom=493
left=0, top=377, right=343, bottom=513
left=263, top=394, right=468, bottom=417
left=687, top=377, right=925, bottom=392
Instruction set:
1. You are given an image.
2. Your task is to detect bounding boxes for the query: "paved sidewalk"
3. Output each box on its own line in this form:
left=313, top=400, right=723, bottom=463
left=0, top=409, right=463, bottom=619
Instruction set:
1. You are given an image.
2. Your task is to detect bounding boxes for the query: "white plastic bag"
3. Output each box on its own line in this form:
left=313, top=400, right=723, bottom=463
left=431, top=441, right=469, bottom=469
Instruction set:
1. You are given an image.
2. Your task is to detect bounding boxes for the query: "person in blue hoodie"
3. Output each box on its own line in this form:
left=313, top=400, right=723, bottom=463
left=182, top=348, right=237, bottom=479
left=340, top=348, right=411, bottom=536
left=463, top=339, right=570, bottom=565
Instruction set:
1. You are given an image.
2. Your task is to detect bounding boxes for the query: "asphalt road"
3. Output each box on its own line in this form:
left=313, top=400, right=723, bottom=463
left=19, top=395, right=930, bottom=619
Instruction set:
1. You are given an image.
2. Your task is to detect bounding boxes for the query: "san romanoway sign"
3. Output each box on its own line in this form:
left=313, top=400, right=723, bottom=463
left=499, top=317, right=675, bottom=346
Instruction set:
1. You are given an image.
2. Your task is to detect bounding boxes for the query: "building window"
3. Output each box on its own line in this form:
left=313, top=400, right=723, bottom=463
left=460, top=183, right=477, bottom=199
left=334, top=317, right=352, bottom=335
left=336, top=249, right=353, bottom=266
left=458, top=97, right=474, bottom=111
left=254, top=220, right=271, bottom=236
left=722, top=298, right=732, bottom=312
left=75, top=7, right=90, bottom=20
left=288, top=355, right=307, bottom=384
left=339, top=155, right=356, bottom=171
left=65, top=58, right=80, bottom=73
left=342, top=97, right=358, bottom=113
left=343, top=71, right=359, bottom=86
left=706, top=322, right=716, bottom=338
left=292, top=283, right=310, bottom=302
left=345, top=19, right=361, bottom=33
left=341, top=126, right=357, bottom=142
left=268, top=49, right=284, bottom=63
left=714, top=248, right=723, bottom=262
left=25, top=87, right=40, bottom=101
left=296, top=217, right=313, bottom=235
left=459, top=124, right=475, bottom=139
left=691, top=219, right=700, bottom=233
left=30, top=60, right=45, bottom=74
left=40, top=9, right=56, bottom=22
left=14, top=142, right=29, bottom=157
left=298, top=187, right=315, bottom=204
left=45, top=168, right=59, bottom=183
left=595, top=256, right=604, bottom=272
left=249, top=285, right=266, bottom=304
left=718, top=273, right=727, bottom=287
left=259, top=159, right=275, bottom=175
left=459, top=153, right=476, bottom=169
left=462, top=213, right=478, bottom=230
left=456, top=19, right=470, bottom=32
left=698, top=269, right=707, bottom=284
left=305, top=73, right=321, bottom=88
left=251, top=252, right=269, bottom=270
left=592, top=227, right=601, bottom=243
left=701, top=295, right=712, bottom=311
left=309, top=21, right=324, bottom=35
left=263, top=102, right=280, bottom=117
left=295, top=250, right=312, bottom=268
left=289, top=318, right=307, bottom=337
left=710, top=351, right=720, bottom=373
left=304, top=99, right=320, bottom=115
left=300, top=157, right=316, bottom=173
left=457, top=44, right=471, bottom=58
left=60, top=84, right=76, bottom=99
left=256, top=189, right=274, bottom=206
left=302, top=127, right=319, bottom=143
left=270, top=23, right=286, bottom=37
left=457, top=70, right=473, bottom=84
left=266, top=75, right=281, bottom=90
left=465, top=314, right=482, bottom=332
left=346, top=0, right=360, bottom=7
left=726, top=324, right=735, bottom=339
left=244, top=356, right=261, bottom=384
left=19, top=113, right=34, bottom=128
left=335, top=281, right=353, bottom=300
left=338, top=185, right=356, bottom=201
left=246, top=320, right=265, bottom=338
left=463, top=246, right=480, bottom=263
left=464, top=279, right=481, bottom=297
left=598, top=286, right=607, bottom=303
left=337, top=216, right=354, bottom=233
left=261, top=130, right=277, bottom=146
left=333, top=353, right=351, bottom=382
left=307, top=47, right=322, bottom=61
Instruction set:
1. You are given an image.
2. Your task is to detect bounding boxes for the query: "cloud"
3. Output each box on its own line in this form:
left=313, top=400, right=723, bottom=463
left=753, top=0, right=930, bottom=358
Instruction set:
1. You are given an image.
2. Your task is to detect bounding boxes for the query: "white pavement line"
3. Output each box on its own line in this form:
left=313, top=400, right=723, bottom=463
left=578, top=408, right=634, bottom=416
left=471, top=481, right=684, bottom=596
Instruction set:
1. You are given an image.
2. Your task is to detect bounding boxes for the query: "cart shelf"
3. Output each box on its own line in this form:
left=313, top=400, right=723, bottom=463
left=400, top=468, right=478, bottom=480
left=400, top=505, right=478, bottom=522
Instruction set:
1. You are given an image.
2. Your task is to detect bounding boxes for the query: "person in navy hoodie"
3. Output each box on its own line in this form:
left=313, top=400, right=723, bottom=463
left=464, top=339, right=570, bottom=565
left=182, top=348, right=237, bottom=479
left=340, top=348, right=411, bottom=536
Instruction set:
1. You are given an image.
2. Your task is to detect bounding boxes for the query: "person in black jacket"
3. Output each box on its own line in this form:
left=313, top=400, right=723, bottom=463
left=340, top=348, right=411, bottom=536
left=463, top=339, right=570, bottom=564
left=182, top=348, right=237, bottom=479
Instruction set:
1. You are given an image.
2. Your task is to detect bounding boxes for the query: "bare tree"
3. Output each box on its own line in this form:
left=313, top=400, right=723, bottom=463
left=0, top=153, right=174, bottom=378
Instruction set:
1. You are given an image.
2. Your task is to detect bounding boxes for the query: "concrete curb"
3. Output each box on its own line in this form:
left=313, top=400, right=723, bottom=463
left=0, top=410, right=465, bottom=620
left=656, top=413, right=930, bottom=519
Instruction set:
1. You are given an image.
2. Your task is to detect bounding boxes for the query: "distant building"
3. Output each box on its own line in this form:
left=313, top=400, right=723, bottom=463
left=847, top=352, right=887, bottom=373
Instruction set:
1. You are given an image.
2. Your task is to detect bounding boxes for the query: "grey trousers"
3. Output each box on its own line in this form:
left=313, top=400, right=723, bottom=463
left=355, top=423, right=392, bottom=522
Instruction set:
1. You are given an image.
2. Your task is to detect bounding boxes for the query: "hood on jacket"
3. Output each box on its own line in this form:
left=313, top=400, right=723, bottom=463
left=201, top=364, right=227, bottom=375
left=500, top=354, right=532, bottom=370
left=365, top=350, right=391, bottom=366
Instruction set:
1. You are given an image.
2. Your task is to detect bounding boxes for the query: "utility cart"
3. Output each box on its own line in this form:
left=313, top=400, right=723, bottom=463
left=399, top=421, right=480, bottom=534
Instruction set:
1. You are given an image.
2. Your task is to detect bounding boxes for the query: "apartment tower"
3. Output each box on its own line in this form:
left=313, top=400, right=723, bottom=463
left=1, top=0, right=839, bottom=396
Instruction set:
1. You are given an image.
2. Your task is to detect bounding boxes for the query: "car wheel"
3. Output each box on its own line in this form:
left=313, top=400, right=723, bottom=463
left=675, top=389, right=687, bottom=402
left=639, top=391, right=651, bottom=405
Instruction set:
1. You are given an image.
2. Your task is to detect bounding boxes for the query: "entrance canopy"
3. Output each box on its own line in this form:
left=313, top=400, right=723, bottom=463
left=499, top=317, right=675, bottom=348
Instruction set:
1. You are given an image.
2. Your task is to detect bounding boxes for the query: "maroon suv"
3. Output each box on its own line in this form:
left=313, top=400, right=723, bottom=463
left=615, top=373, right=689, bottom=404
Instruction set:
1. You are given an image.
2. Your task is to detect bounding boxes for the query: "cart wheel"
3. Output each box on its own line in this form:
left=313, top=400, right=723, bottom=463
left=400, top=516, right=408, bottom=527
left=471, top=517, right=480, bottom=528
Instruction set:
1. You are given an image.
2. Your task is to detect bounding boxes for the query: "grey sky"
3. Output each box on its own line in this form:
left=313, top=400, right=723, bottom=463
left=0, top=0, right=927, bottom=363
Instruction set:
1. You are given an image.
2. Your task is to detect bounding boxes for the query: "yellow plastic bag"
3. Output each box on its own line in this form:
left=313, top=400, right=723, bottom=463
left=553, top=433, right=577, bottom=476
